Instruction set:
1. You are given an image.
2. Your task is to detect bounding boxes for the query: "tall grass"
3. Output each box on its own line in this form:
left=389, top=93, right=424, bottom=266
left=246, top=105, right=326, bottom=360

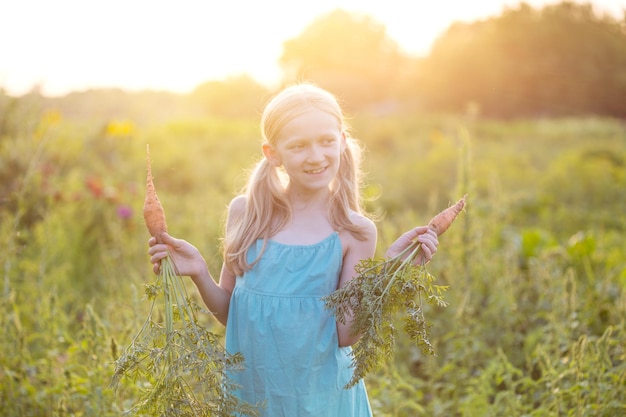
left=0, top=99, right=624, bottom=416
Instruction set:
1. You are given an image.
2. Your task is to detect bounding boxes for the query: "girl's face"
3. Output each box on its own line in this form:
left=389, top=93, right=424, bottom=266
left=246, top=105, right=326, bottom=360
left=264, top=107, right=345, bottom=194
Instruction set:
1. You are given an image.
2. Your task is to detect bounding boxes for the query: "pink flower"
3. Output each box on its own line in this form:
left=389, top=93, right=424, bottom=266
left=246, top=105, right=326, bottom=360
left=116, top=205, right=133, bottom=219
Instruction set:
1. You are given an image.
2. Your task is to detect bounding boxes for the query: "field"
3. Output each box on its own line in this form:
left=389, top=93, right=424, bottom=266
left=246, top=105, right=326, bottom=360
left=1, top=105, right=625, bottom=416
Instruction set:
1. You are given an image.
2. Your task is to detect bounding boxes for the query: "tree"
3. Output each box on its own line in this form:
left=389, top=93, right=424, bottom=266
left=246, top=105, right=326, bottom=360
left=279, top=9, right=409, bottom=110
left=189, top=75, right=270, bottom=118
left=418, top=1, right=626, bottom=118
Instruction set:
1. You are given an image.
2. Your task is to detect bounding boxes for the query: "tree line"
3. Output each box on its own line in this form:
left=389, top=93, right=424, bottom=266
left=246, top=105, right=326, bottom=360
left=417, top=2, right=626, bottom=118
left=280, top=2, right=626, bottom=118
left=4, top=1, right=625, bottom=120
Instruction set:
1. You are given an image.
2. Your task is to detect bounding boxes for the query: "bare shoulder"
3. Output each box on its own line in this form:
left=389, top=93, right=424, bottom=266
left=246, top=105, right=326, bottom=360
left=225, top=195, right=246, bottom=230
left=227, top=195, right=246, bottom=217
left=338, top=212, right=377, bottom=285
left=340, top=212, right=377, bottom=255
left=350, top=212, right=377, bottom=238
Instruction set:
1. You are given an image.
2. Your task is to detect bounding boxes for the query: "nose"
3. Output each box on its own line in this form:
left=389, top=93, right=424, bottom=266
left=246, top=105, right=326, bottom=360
left=306, top=144, right=325, bottom=163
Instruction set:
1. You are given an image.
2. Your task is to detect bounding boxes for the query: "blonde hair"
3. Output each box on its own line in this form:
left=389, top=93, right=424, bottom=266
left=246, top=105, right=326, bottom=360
left=223, top=83, right=369, bottom=276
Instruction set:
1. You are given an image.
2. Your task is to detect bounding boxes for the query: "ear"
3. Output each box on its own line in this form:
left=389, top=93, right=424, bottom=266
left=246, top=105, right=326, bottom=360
left=340, top=131, right=348, bottom=153
left=262, top=143, right=281, bottom=167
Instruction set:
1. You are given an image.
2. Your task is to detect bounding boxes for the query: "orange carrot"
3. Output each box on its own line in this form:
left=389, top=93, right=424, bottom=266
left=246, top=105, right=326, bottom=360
left=428, top=194, right=467, bottom=236
left=324, top=194, right=468, bottom=388
left=143, top=145, right=168, bottom=243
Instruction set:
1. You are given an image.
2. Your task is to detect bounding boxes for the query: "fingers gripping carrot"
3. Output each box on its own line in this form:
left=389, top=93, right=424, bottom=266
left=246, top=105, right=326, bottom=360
left=324, top=194, right=467, bottom=388
left=143, top=145, right=168, bottom=244
left=427, top=194, right=467, bottom=236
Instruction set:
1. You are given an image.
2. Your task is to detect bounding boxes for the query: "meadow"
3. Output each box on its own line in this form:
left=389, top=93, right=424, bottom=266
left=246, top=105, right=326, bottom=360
left=1, top=103, right=625, bottom=416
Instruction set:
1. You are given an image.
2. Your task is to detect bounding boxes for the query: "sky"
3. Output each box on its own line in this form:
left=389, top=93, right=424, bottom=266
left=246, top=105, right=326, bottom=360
left=1, top=0, right=624, bottom=96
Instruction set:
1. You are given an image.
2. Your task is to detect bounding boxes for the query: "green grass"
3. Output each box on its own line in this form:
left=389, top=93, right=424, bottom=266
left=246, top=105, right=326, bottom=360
left=1, top=104, right=624, bottom=416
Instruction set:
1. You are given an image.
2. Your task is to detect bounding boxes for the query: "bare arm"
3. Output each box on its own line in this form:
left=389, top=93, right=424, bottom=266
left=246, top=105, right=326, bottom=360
left=148, top=196, right=245, bottom=326
left=336, top=215, right=377, bottom=347
left=335, top=222, right=439, bottom=347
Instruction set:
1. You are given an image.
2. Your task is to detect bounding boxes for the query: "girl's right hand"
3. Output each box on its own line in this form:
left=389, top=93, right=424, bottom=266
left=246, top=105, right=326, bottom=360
left=148, top=233, right=207, bottom=278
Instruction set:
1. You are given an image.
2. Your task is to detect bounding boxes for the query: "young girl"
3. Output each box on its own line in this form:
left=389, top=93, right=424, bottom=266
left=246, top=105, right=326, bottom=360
left=148, top=83, right=439, bottom=416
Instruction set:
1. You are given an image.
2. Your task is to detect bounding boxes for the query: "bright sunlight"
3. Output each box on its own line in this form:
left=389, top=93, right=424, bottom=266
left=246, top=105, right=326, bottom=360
left=0, top=0, right=623, bottom=96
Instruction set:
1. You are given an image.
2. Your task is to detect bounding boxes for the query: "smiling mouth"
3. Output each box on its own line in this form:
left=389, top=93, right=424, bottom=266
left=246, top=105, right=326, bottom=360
left=305, top=167, right=326, bottom=174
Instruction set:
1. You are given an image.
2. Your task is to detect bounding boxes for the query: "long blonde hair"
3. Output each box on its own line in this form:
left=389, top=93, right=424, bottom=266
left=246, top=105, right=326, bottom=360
left=223, top=83, right=369, bottom=276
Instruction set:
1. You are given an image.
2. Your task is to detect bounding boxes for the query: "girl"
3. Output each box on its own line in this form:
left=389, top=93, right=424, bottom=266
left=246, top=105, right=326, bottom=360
left=148, top=83, right=439, bottom=416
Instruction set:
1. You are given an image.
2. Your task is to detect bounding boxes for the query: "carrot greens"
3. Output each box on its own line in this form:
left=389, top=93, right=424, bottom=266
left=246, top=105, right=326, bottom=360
left=324, top=195, right=466, bottom=388
left=110, top=146, right=260, bottom=416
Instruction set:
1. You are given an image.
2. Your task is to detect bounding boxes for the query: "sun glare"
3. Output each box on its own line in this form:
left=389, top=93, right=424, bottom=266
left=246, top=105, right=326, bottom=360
left=0, top=0, right=623, bottom=95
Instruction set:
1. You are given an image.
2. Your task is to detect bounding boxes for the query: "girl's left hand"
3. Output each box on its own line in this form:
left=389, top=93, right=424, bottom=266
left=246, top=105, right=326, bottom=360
left=385, top=226, right=439, bottom=264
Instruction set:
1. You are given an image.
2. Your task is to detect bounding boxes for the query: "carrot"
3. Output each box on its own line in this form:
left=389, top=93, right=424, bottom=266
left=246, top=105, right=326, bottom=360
left=143, top=144, right=168, bottom=244
left=112, top=144, right=261, bottom=415
left=324, top=194, right=468, bottom=388
left=428, top=194, right=467, bottom=236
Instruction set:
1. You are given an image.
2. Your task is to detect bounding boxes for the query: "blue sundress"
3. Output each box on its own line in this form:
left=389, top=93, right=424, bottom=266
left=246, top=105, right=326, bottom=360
left=225, top=232, right=373, bottom=416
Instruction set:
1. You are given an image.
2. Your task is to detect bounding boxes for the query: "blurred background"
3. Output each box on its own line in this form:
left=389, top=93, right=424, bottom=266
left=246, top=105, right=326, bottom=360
left=1, top=1, right=625, bottom=416
left=2, top=0, right=625, bottom=118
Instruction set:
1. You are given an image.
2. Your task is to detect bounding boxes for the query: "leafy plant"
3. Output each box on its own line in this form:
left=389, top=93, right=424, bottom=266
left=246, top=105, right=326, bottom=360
left=324, top=196, right=466, bottom=388
left=325, top=251, right=448, bottom=388
left=110, top=147, right=260, bottom=416
left=110, top=257, right=260, bottom=416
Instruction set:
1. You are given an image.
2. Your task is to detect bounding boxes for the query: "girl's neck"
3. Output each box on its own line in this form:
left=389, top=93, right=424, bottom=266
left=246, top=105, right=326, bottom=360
left=269, top=187, right=334, bottom=245
left=285, top=185, right=331, bottom=212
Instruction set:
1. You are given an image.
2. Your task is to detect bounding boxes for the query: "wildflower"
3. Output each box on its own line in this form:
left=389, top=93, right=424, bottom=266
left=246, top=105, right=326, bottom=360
left=116, top=205, right=133, bottom=220
left=105, top=120, right=136, bottom=138
left=85, top=176, right=104, bottom=198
